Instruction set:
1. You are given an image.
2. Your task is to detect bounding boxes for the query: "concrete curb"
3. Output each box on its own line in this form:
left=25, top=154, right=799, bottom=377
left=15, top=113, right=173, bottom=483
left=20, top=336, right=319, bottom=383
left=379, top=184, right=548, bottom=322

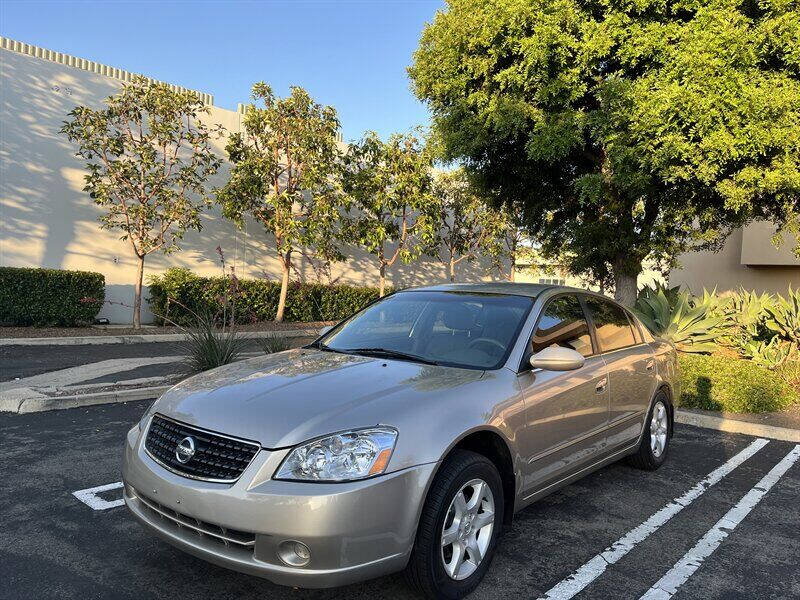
left=14, top=385, right=171, bottom=414
left=676, top=409, right=800, bottom=442
left=0, top=328, right=322, bottom=346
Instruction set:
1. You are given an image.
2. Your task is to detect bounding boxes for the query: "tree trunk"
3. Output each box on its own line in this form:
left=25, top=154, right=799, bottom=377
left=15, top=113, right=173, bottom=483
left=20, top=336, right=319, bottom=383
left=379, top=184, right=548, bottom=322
left=379, top=263, right=386, bottom=297
left=133, top=254, right=145, bottom=329
left=612, top=256, right=641, bottom=307
left=509, top=253, right=516, bottom=282
left=449, top=258, right=456, bottom=282
left=276, top=250, right=291, bottom=322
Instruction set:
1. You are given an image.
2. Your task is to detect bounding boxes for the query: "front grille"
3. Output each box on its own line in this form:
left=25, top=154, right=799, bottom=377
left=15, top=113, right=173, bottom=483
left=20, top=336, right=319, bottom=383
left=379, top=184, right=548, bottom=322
left=136, top=490, right=255, bottom=551
left=145, top=414, right=260, bottom=482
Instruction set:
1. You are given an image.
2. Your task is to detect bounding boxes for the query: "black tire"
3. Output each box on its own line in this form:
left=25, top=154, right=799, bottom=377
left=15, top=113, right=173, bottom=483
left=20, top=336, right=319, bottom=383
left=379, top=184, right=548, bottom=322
left=405, top=450, right=505, bottom=599
left=628, top=390, right=671, bottom=470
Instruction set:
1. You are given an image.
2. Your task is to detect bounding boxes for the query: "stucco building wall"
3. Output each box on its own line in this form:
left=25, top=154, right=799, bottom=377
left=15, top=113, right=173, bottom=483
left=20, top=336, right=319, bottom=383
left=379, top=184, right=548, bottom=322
left=0, top=39, right=502, bottom=323
left=669, top=223, right=800, bottom=295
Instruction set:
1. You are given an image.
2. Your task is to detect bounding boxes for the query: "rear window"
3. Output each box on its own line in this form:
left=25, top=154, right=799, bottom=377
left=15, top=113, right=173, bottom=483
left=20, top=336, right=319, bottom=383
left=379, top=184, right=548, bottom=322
left=584, top=297, right=637, bottom=352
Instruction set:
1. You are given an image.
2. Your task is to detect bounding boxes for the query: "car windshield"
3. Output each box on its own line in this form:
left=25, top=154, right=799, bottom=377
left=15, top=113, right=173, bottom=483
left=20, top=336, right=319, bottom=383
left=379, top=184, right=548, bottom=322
left=318, top=291, right=534, bottom=370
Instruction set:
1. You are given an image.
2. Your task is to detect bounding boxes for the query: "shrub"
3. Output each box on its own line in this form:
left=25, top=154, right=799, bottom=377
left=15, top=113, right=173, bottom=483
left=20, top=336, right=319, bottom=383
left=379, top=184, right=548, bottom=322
left=258, top=332, right=292, bottom=354
left=0, top=266, right=105, bottom=326
left=148, top=267, right=384, bottom=326
left=679, top=353, right=799, bottom=413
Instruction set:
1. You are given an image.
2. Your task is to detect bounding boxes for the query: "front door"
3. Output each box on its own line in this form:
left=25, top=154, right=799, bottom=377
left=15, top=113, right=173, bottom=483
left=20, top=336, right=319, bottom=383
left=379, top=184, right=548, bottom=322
left=517, top=294, right=609, bottom=492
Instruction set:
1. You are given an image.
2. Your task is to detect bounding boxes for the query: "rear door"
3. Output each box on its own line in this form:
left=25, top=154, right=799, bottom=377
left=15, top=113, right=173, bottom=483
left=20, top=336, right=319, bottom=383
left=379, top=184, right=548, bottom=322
left=583, top=296, right=656, bottom=451
left=517, top=294, right=610, bottom=492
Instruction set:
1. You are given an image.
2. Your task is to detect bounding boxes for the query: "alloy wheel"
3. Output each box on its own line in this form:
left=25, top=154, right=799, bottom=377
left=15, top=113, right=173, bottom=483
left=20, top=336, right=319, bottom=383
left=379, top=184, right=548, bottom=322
left=650, top=401, right=668, bottom=458
left=440, top=478, right=495, bottom=580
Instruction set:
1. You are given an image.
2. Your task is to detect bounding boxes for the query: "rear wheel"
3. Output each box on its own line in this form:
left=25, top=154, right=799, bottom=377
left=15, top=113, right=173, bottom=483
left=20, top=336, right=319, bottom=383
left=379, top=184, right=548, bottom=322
left=405, top=450, right=504, bottom=599
left=628, top=391, right=671, bottom=470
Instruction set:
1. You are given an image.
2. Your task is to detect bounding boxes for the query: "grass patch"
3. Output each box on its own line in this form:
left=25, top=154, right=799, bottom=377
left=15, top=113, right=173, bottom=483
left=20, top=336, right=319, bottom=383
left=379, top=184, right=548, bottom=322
left=679, top=353, right=800, bottom=413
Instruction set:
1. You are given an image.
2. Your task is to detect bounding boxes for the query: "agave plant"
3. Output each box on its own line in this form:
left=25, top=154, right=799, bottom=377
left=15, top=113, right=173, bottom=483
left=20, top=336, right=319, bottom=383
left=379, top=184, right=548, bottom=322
left=765, top=286, right=800, bottom=345
left=632, top=288, right=727, bottom=353
left=725, top=288, right=774, bottom=339
left=740, top=337, right=798, bottom=369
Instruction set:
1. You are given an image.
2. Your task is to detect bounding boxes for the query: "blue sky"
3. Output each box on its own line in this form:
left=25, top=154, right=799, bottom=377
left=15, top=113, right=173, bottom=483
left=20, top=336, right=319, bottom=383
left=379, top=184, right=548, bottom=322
left=0, top=0, right=444, bottom=142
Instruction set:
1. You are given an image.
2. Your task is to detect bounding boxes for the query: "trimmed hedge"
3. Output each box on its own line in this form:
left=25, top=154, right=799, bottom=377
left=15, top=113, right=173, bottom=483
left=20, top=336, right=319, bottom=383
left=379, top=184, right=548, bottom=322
left=679, top=353, right=799, bottom=413
left=148, top=267, right=385, bottom=325
left=0, top=266, right=105, bottom=326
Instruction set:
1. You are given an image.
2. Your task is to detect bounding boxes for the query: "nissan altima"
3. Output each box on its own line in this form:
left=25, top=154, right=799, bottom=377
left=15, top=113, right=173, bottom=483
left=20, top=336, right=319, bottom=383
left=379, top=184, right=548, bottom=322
left=122, top=283, right=678, bottom=599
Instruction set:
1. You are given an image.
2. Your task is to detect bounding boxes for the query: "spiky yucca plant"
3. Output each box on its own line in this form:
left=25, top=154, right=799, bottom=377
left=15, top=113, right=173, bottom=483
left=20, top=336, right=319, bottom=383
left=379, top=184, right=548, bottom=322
left=633, top=287, right=727, bottom=353
left=180, top=312, right=248, bottom=373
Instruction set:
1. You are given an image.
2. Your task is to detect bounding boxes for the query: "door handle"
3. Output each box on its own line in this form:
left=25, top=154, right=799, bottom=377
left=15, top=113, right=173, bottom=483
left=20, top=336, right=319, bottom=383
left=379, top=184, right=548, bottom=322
left=646, top=359, right=655, bottom=372
left=596, top=377, right=608, bottom=394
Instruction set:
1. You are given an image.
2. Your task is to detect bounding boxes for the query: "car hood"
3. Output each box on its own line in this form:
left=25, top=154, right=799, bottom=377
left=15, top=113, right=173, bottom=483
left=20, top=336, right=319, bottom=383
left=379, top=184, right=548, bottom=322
left=150, top=348, right=484, bottom=448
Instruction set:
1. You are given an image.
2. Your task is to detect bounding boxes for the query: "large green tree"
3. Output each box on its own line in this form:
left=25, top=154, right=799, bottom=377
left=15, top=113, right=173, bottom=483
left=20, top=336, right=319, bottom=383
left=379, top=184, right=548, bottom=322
left=217, top=83, right=343, bottom=321
left=410, top=0, right=800, bottom=305
left=61, top=76, right=223, bottom=328
left=342, top=131, right=437, bottom=296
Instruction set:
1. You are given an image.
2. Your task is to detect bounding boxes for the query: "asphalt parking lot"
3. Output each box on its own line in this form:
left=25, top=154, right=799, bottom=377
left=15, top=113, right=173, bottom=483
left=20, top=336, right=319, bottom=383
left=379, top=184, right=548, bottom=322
left=1, top=400, right=798, bottom=599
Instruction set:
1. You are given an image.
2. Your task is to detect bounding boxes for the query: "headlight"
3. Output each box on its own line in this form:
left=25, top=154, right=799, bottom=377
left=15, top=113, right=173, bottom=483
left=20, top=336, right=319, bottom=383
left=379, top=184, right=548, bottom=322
left=274, top=427, right=398, bottom=482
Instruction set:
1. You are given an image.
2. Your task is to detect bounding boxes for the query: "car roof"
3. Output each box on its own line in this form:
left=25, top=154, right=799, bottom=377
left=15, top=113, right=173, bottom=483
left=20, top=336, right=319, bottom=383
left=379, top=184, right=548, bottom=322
left=402, top=282, right=565, bottom=298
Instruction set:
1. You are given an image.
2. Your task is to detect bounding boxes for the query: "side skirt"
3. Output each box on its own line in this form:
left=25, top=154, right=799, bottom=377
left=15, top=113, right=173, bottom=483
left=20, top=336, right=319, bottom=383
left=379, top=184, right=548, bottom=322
left=515, top=441, right=639, bottom=513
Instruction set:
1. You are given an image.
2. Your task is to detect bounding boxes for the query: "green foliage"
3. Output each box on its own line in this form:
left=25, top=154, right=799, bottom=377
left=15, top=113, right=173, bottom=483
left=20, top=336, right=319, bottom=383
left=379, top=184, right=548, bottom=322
left=632, top=287, right=727, bottom=353
left=60, top=76, right=223, bottom=326
left=739, top=337, right=798, bottom=369
left=148, top=268, right=382, bottom=326
left=180, top=313, right=248, bottom=373
left=217, top=84, right=344, bottom=320
left=341, top=131, right=438, bottom=295
left=410, top=0, right=800, bottom=302
left=0, top=267, right=105, bottom=327
left=258, top=332, right=292, bottom=355
left=431, top=169, right=508, bottom=281
left=726, top=288, right=774, bottom=339
left=765, top=286, right=800, bottom=344
left=679, top=353, right=799, bottom=413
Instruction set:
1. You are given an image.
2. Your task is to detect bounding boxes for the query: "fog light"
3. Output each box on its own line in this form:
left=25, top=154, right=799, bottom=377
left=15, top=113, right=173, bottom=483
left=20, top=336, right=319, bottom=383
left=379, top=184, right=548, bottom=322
left=277, top=540, right=311, bottom=567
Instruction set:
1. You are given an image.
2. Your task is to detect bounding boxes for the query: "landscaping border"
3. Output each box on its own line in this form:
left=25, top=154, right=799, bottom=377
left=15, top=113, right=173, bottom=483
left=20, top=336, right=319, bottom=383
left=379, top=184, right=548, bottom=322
left=0, top=328, right=323, bottom=346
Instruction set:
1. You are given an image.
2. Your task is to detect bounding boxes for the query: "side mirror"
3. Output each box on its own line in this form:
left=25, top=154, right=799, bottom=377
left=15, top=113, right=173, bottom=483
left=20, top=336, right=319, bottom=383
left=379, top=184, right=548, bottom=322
left=529, top=346, right=585, bottom=371
left=319, top=325, right=333, bottom=336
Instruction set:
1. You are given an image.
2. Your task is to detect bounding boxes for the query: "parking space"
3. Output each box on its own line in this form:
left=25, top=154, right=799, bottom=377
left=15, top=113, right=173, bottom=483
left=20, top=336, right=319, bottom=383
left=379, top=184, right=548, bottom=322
left=1, top=400, right=798, bottom=599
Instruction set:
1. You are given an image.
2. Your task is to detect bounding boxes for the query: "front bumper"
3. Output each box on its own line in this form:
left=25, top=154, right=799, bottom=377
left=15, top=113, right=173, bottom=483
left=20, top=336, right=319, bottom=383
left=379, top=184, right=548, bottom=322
left=121, top=423, right=436, bottom=588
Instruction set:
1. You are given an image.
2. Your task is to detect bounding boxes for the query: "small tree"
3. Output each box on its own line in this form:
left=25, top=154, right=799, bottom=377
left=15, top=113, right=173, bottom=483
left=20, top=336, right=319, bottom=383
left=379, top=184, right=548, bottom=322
left=217, top=84, right=343, bottom=322
left=432, top=169, right=506, bottom=281
left=342, top=131, right=437, bottom=296
left=61, top=76, right=223, bottom=328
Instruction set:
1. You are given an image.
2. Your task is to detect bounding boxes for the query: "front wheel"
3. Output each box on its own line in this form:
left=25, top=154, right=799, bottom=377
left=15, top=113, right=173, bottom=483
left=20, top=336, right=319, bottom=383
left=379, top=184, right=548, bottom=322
left=405, top=450, right=504, bottom=599
left=628, top=391, right=671, bottom=470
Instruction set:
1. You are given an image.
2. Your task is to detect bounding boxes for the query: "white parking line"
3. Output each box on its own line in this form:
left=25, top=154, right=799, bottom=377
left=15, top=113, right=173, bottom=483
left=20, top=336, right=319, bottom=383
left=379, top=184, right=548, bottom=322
left=640, top=444, right=800, bottom=600
left=72, top=481, right=124, bottom=510
left=538, top=438, right=770, bottom=600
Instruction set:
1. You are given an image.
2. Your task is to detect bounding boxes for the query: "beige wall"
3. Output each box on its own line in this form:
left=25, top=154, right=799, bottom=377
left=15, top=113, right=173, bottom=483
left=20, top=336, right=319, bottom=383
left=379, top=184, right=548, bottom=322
left=0, top=43, right=503, bottom=323
left=670, top=225, right=800, bottom=295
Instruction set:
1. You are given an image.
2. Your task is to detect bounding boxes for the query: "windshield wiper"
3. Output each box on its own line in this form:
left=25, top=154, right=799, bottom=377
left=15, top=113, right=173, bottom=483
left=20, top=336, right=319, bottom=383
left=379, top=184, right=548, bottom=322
left=340, top=347, right=440, bottom=366
left=304, top=340, right=347, bottom=353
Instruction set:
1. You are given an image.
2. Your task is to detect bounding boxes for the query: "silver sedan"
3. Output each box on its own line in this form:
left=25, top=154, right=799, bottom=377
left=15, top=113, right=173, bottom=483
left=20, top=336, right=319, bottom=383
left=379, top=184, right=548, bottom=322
left=122, top=283, right=679, bottom=599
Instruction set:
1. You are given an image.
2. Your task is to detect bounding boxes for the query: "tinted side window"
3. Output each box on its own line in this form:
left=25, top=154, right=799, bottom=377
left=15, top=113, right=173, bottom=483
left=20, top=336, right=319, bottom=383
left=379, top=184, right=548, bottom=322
left=531, top=295, right=593, bottom=357
left=585, top=297, right=637, bottom=352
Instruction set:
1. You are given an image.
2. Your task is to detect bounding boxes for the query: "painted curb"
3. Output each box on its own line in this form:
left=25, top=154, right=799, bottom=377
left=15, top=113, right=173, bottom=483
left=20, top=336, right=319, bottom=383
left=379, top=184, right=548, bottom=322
left=0, top=328, right=322, bottom=346
left=14, top=385, right=171, bottom=414
left=676, top=409, right=800, bottom=442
